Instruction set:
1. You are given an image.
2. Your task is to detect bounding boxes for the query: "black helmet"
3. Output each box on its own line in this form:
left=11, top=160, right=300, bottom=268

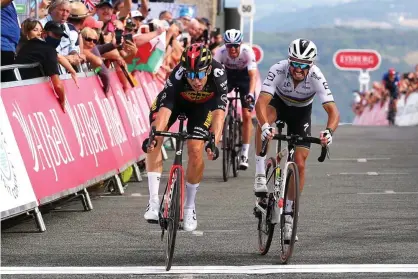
left=181, top=43, right=212, bottom=72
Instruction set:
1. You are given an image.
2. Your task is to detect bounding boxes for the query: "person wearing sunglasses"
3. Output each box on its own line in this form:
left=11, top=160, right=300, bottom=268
left=254, top=38, right=340, bottom=241
left=213, top=29, right=258, bottom=171
left=143, top=43, right=228, bottom=232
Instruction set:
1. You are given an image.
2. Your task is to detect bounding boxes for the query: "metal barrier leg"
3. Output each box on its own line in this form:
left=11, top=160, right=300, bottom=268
left=170, top=138, right=176, bottom=150
left=34, top=207, right=46, bottom=232
left=114, top=174, right=125, bottom=195
left=161, top=145, right=168, bottom=161
left=133, top=163, right=142, bottom=182
left=80, top=188, right=93, bottom=211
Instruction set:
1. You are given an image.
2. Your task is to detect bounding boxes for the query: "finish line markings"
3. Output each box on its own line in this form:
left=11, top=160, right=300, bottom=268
left=2, top=264, right=418, bottom=275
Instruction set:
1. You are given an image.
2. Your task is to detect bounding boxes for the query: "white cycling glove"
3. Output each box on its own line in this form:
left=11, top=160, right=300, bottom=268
left=320, top=128, right=333, bottom=146
left=261, top=123, right=274, bottom=141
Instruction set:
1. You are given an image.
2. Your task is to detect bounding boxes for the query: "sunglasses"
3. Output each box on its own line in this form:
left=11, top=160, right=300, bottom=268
left=226, top=43, right=240, bottom=49
left=185, top=71, right=207, bottom=80
left=84, top=37, right=98, bottom=44
left=290, top=61, right=311, bottom=70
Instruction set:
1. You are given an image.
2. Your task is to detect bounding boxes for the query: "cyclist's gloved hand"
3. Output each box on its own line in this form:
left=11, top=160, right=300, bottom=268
left=320, top=128, right=333, bottom=146
left=261, top=123, right=274, bottom=141
left=246, top=93, right=255, bottom=111
left=205, top=143, right=219, bottom=161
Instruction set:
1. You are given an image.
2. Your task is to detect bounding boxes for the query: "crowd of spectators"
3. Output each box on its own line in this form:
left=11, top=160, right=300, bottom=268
left=352, top=64, right=418, bottom=116
left=1, top=0, right=224, bottom=110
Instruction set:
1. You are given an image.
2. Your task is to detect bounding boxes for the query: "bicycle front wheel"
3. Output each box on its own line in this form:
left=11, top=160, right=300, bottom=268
left=165, top=168, right=181, bottom=271
left=233, top=117, right=242, bottom=176
left=257, top=157, right=276, bottom=255
left=222, top=116, right=231, bottom=182
left=280, top=162, right=300, bottom=264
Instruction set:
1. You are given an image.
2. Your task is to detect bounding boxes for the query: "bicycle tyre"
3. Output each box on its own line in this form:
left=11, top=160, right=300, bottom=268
left=233, top=117, right=243, bottom=176
left=222, top=116, right=231, bottom=182
left=257, top=157, right=276, bottom=255
left=165, top=168, right=181, bottom=271
left=279, top=162, right=300, bottom=264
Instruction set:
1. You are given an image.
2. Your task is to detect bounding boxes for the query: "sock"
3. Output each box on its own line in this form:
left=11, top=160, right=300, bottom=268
left=147, top=172, right=161, bottom=204
left=184, top=182, right=199, bottom=209
left=285, top=200, right=294, bottom=213
left=242, top=144, right=250, bottom=158
left=255, top=155, right=266, bottom=175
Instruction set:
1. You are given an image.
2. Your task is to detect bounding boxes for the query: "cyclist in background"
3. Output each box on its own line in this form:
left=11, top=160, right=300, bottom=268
left=213, top=29, right=258, bottom=171
left=254, top=38, right=340, bottom=240
left=143, top=44, right=227, bottom=232
left=382, top=68, right=399, bottom=125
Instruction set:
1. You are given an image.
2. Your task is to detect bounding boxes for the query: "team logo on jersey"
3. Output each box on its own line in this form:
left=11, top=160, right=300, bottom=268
left=180, top=91, right=214, bottom=103
left=221, top=94, right=228, bottom=104
left=276, top=69, right=286, bottom=75
left=164, top=79, right=173, bottom=88
left=214, top=68, right=225, bottom=77
left=151, top=98, right=158, bottom=111
left=175, top=66, right=186, bottom=80
left=220, top=81, right=228, bottom=91
left=310, top=72, right=322, bottom=80
left=304, top=123, right=309, bottom=132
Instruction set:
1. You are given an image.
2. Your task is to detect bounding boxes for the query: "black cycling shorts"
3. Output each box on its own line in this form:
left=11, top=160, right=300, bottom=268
left=269, top=95, right=312, bottom=149
left=149, top=92, right=213, bottom=137
left=226, top=68, right=251, bottom=109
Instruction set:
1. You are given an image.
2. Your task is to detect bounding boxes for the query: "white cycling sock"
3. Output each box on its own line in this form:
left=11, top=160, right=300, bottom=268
left=255, top=155, right=266, bottom=175
left=242, top=144, right=250, bottom=158
left=147, top=172, right=161, bottom=205
left=184, top=182, right=199, bottom=209
left=285, top=200, right=294, bottom=213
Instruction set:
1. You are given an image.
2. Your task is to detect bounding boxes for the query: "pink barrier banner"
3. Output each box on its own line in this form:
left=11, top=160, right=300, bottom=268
left=1, top=75, right=137, bottom=203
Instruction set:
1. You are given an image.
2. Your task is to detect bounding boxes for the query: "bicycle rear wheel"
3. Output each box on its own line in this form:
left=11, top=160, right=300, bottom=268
left=165, top=168, right=181, bottom=271
left=279, top=162, right=299, bottom=264
left=222, top=116, right=231, bottom=182
left=257, top=157, right=276, bottom=255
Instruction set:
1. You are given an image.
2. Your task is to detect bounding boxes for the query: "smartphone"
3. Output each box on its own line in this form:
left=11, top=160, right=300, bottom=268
left=182, top=37, right=188, bottom=48
left=115, top=29, right=123, bottom=45
left=149, top=23, right=155, bottom=32
left=123, top=33, right=133, bottom=42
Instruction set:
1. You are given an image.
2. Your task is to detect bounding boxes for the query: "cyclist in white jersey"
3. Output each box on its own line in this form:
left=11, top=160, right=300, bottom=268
left=254, top=38, right=340, bottom=240
left=213, top=29, right=258, bottom=170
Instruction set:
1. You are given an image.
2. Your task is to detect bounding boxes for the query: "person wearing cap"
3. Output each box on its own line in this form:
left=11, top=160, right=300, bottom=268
left=39, top=0, right=86, bottom=67
left=130, top=10, right=145, bottom=31
left=159, top=10, right=172, bottom=23
left=178, top=6, right=193, bottom=30
left=15, top=20, right=68, bottom=112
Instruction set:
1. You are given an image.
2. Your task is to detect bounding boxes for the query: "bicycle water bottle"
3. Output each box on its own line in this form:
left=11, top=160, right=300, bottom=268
left=275, top=151, right=284, bottom=186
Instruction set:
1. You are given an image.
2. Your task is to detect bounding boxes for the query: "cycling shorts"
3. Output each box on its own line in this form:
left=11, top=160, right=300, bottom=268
left=226, top=68, right=251, bottom=109
left=149, top=92, right=213, bottom=138
left=269, top=95, right=312, bottom=149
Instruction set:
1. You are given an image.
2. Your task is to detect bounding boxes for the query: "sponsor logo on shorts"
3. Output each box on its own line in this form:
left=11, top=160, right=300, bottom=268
left=203, top=111, right=212, bottom=129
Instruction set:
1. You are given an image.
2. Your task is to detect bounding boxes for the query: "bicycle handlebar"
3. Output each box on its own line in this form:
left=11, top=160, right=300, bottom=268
left=260, top=134, right=328, bottom=162
left=145, top=126, right=216, bottom=153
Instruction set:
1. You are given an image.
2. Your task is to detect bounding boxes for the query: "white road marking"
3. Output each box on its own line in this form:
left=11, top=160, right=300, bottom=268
left=2, top=264, right=418, bottom=275
left=385, top=190, right=395, bottom=194
left=192, top=230, right=204, bottom=236
left=331, top=158, right=390, bottom=161
left=149, top=230, right=240, bottom=234
left=358, top=191, right=418, bottom=195
left=357, top=158, right=367, bottom=162
left=338, top=172, right=409, bottom=176
left=131, top=193, right=143, bottom=197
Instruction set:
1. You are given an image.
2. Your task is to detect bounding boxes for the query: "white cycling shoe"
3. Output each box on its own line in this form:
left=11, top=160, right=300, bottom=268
left=284, top=215, right=298, bottom=242
left=239, top=156, right=249, bottom=170
left=254, top=174, right=268, bottom=197
left=183, top=208, right=197, bottom=231
left=144, top=202, right=159, bottom=223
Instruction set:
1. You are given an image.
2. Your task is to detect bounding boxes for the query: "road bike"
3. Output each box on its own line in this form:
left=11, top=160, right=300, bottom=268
left=254, top=121, right=328, bottom=263
left=222, top=87, right=243, bottom=181
left=146, top=114, right=215, bottom=271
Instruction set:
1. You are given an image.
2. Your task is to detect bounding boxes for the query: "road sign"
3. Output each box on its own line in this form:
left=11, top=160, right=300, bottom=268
left=358, top=72, right=370, bottom=84
left=333, top=49, right=381, bottom=71
left=252, top=44, right=264, bottom=64
left=15, top=4, right=26, bottom=14
left=238, top=0, right=255, bottom=18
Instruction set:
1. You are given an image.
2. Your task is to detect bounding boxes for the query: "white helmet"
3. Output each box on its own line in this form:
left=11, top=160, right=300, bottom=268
left=223, top=29, right=243, bottom=44
left=288, top=38, right=317, bottom=63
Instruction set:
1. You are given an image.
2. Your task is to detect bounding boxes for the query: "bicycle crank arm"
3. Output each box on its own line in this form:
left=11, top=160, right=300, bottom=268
left=254, top=202, right=267, bottom=216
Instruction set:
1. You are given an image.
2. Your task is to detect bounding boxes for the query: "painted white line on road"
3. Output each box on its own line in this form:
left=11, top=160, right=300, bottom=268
left=149, top=230, right=240, bottom=234
left=131, top=193, right=143, bottom=197
left=358, top=191, right=418, bottom=195
left=192, top=230, right=204, bottom=236
left=2, top=264, right=418, bottom=275
left=357, top=158, right=367, bottom=163
left=331, top=158, right=390, bottom=161
left=385, top=190, right=395, bottom=194
left=339, top=172, right=409, bottom=176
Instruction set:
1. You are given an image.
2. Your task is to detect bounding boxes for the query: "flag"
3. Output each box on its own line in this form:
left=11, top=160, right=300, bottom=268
left=82, top=0, right=100, bottom=12
left=128, top=32, right=166, bottom=74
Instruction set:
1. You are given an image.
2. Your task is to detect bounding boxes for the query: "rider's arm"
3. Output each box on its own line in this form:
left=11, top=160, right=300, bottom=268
left=211, top=109, right=226, bottom=146
left=323, top=102, right=340, bottom=134
left=255, top=92, right=273, bottom=126
left=246, top=47, right=258, bottom=95
left=212, top=62, right=228, bottom=145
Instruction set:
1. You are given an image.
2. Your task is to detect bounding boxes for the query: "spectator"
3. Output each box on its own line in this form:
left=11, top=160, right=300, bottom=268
left=159, top=10, right=172, bottom=23
left=68, top=2, right=89, bottom=31
left=209, top=32, right=223, bottom=54
left=39, top=0, right=85, bottom=67
left=178, top=6, right=192, bottom=31
left=129, top=10, right=145, bottom=32
left=15, top=21, right=67, bottom=111
left=187, top=18, right=201, bottom=43
left=1, top=0, right=20, bottom=82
